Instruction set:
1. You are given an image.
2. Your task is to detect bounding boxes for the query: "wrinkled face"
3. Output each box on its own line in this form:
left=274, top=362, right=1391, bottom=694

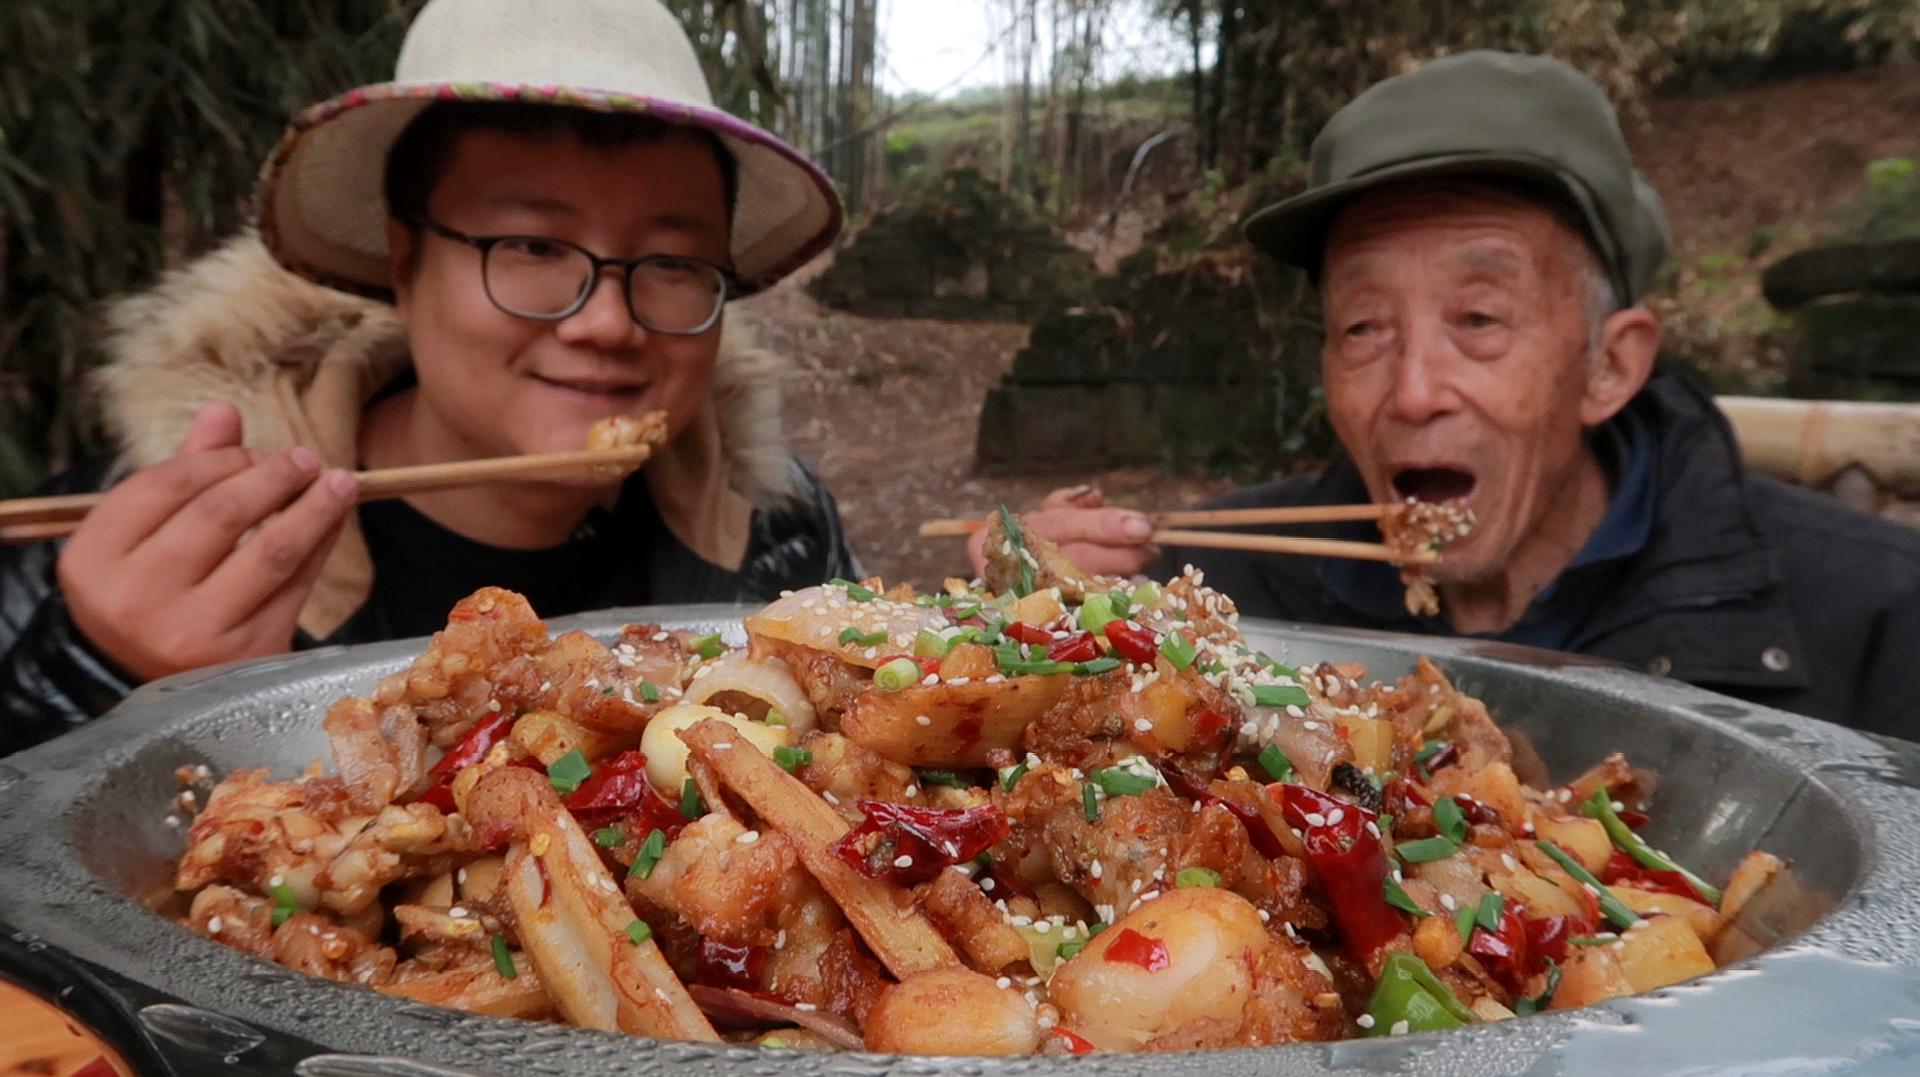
left=390, top=128, right=731, bottom=460
left=1320, top=186, right=1601, bottom=582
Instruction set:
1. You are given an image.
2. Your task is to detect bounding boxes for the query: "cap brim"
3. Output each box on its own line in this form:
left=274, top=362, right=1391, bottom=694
left=259, top=81, right=844, bottom=299
left=1241, top=152, right=1600, bottom=279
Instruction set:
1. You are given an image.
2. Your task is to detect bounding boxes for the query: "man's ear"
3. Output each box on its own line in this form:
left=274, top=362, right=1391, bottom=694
left=1580, top=307, right=1660, bottom=427
left=385, top=218, right=418, bottom=316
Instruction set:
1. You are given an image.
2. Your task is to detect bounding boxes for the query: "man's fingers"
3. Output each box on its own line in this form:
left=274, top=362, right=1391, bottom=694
left=178, top=401, right=244, bottom=453
left=1057, top=542, right=1159, bottom=580
left=202, top=467, right=356, bottom=618
left=138, top=449, right=331, bottom=583
left=1026, top=506, right=1155, bottom=548
left=1039, top=484, right=1104, bottom=510
left=66, top=446, right=258, bottom=559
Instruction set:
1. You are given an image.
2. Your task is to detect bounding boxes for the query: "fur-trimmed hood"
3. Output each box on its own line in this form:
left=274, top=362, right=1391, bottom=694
left=91, top=230, right=796, bottom=638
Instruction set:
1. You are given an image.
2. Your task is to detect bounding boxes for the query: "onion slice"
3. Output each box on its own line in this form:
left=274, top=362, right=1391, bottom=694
left=683, top=652, right=819, bottom=734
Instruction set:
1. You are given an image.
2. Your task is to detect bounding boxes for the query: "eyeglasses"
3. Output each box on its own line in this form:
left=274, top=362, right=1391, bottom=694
left=412, top=216, right=735, bottom=335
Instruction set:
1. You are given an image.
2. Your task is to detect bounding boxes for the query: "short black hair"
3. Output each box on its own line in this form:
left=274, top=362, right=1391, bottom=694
left=382, top=100, right=739, bottom=238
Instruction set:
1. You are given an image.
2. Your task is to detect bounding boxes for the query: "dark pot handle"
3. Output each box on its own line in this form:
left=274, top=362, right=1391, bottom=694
left=0, top=920, right=325, bottom=1076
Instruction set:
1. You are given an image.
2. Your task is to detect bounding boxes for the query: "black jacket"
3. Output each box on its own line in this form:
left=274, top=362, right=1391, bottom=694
left=0, top=460, right=857, bottom=756
left=1163, top=370, right=1920, bottom=738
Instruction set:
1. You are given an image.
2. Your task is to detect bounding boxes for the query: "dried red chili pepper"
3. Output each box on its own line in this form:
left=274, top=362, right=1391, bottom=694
left=1601, top=850, right=1711, bottom=902
left=1523, top=913, right=1582, bottom=969
left=562, top=751, right=687, bottom=838
left=410, top=711, right=515, bottom=812
left=1467, top=903, right=1532, bottom=994
left=1045, top=630, right=1101, bottom=663
left=1381, top=774, right=1432, bottom=815
left=696, top=938, right=768, bottom=991
left=830, top=801, right=1009, bottom=886
left=1102, top=927, right=1171, bottom=972
left=1191, top=707, right=1233, bottom=745
left=1276, top=783, right=1404, bottom=963
left=1159, top=761, right=1287, bottom=859
left=1101, top=620, right=1159, bottom=665
left=1050, top=1028, right=1098, bottom=1054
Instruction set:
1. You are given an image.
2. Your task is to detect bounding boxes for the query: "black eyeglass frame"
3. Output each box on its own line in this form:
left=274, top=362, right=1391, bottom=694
left=411, top=215, right=737, bottom=335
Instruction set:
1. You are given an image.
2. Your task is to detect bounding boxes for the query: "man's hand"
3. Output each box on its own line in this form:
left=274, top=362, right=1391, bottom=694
left=57, top=402, right=358, bottom=682
left=966, top=485, right=1157, bottom=580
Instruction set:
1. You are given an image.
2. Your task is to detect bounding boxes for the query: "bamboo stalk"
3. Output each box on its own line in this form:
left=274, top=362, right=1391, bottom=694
left=0, top=444, right=659, bottom=543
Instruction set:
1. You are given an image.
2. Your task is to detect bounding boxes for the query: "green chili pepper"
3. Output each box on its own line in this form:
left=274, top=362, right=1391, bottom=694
left=1581, top=789, right=1722, bottom=905
left=1362, top=952, right=1479, bottom=1036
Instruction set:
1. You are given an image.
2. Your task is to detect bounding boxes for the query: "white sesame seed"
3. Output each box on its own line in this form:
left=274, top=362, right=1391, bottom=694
left=1304, top=812, right=1327, bottom=827
left=822, top=790, right=840, bottom=804
left=795, top=1002, right=817, bottom=1011
left=1034, top=920, right=1052, bottom=934
left=1356, top=1014, right=1376, bottom=1029
left=1257, top=909, right=1271, bottom=922
left=712, top=741, right=732, bottom=750
left=736, top=830, right=761, bottom=845
left=1139, top=889, right=1161, bottom=903
left=1133, top=718, right=1153, bottom=733
left=207, top=916, right=223, bottom=934
left=893, top=855, right=914, bottom=868
left=904, top=785, right=919, bottom=797
left=1326, top=808, right=1345, bottom=825
left=948, top=677, right=971, bottom=686
left=449, top=906, right=469, bottom=918
left=997, top=976, right=1013, bottom=989
left=921, top=673, right=940, bottom=686
left=1390, top=1019, right=1410, bottom=1036
left=1440, top=894, right=1457, bottom=911
left=981, top=877, right=996, bottom=892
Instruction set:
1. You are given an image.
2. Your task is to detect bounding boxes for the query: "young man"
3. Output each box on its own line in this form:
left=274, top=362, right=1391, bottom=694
left=993, top=52, right=1920, bottom=736
left=0, top=0, right=857, bottom=752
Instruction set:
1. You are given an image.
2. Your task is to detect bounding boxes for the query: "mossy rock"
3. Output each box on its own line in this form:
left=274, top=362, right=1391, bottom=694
left=810, top=169, right=1094, bottom=320
left=1785, top=296, right=1920, bottom=399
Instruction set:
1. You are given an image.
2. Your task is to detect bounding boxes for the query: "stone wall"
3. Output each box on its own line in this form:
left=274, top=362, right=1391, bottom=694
left=975, top=248, right=1330, bottom=477
left=1764, top=236, right=1920, bottom=398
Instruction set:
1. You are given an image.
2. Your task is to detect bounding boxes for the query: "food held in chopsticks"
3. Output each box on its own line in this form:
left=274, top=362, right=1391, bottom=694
left=1380, top=499, right=1475, bottom=617
left=169, top=514, right=1775, bottom=1053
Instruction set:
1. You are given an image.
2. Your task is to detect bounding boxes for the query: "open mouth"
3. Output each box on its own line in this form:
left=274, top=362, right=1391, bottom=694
left=1391, top=466, right=1477, bottom=504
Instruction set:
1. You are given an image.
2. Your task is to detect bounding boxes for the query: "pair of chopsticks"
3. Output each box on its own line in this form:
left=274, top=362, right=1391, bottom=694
left=920, top=503, right=1434, bottom=565
left=0, top=444, right=661, bottom=544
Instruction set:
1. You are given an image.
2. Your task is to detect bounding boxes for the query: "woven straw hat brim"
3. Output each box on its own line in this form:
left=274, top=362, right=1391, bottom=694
left=259, top=81, right=843, bottom=299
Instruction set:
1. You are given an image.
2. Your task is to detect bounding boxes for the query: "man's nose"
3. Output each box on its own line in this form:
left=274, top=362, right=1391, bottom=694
left=1385, top=325, right=1458, bottom=425
left=555, top=268, right=646, bottom=349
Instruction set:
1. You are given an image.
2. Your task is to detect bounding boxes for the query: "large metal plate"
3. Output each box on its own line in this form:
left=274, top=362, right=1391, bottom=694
left=4, top=605, right=1920, bottom=1076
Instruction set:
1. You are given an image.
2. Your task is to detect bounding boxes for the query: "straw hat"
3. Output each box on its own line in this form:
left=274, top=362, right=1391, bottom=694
left=258, top=0, right=842, bottom=298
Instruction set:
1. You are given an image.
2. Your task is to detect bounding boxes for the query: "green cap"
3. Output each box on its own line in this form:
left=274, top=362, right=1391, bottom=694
left=1242, top=51, right=1669, bottom=304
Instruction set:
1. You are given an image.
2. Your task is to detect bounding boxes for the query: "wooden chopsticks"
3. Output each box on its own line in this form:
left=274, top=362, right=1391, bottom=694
left=919, top=503, right=1434, bottom=565
left=0, top=444, right=660, bottom=544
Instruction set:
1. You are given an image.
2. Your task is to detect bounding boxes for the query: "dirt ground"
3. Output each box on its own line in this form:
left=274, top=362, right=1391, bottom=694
left=736, top=63, right=1920, bottom=589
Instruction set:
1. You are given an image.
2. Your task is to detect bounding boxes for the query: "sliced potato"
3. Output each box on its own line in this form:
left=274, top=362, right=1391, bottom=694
left=1720, top=850, right=1786, bottom=923
left=1614, top=887, right=1721, bottom=943
left=1433, top=760, right=1526, bottom=827
left=1334, top=714, right=1394, bottom=774
left=1613, top=915, right=1715, bottom=993
left=1549, top=947, right=1634, bottom=1010
left=1532, top=814, right=1612, bottom=875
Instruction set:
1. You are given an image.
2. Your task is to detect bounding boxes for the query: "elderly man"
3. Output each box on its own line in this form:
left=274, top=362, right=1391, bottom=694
left=993, top=51, right=1920, bottom=736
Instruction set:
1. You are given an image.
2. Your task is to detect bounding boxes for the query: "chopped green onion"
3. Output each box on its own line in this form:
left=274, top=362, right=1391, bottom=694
left=546, top=749, right=591, bottom=795
left=1378, top=812, right=1396, bottom=836
left=1394, top=836, right=1460, bottom=863
left=839, top=626, right=888, bottom=646
left=1581, top=789, right=1722, bottom=905
left=1536, top=839, right=1641, bottom=930
left=1415, top=739, right=1451, bottom=766
left=1082, top=783, right=1099, bottom=822
left=1090, top=768, right=1156, bottom=796
left=1569, top=934, right=1619, bottom=947
left=1176, top=867, right=1221, bottom=889
left=1475, top=892, right=1505, bottom=933
left=268, top=880, right=300, bottom=927
left=1200, top=659, right=1227, bottom=675
left=996, top=505, right=1036, bottom=597
left=1077, top=593, right=1117, bottom=633
left=639, top=680, right=661, bottom=703
left=1073, top=656, right=1122, bottom=676
left=1086, top=921, right=1109, bottom=938
left=918, top=768, right=968, bottom=788
left=1454, top=903, right=1478, bottom=944
left=680, top=777, right=704, bottom=820
left=1057, top=938, right=1088, bottom=960
left=1108, top=589, right=1132, bottom=620
left=913, top=629, right=952, bottom=659
left=625, top=919, right=653, bottom=946
left=1384, top=876, right=1428, bottom=917
left=491, top=936, right=517, bottom=979
left=629, top=829, right=667, bottom=879
left=1130, top=581, right=1161, bottom=608
left=1250, top=683, right=1310, bottom=708
left=1432, top=796, right=1468, bottom=845
left=873, top=656, right=923, bottom=692
left=763, top=707, right=787, bottom=727
left=1259, top=654, right=1300, bottom=679
left=1257, top=744, right=1294, bottom=783
left=829, top=578, right=877, bottom=601
left=688, top=632, right=725, bottom=659
left=773, top=745, right=813, bottom=773
left=1159, top=631, right=1196, bottom=670
left=591, top=825, right=625, bottom=848
left=1001, top=762, right=1029, bottom=791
